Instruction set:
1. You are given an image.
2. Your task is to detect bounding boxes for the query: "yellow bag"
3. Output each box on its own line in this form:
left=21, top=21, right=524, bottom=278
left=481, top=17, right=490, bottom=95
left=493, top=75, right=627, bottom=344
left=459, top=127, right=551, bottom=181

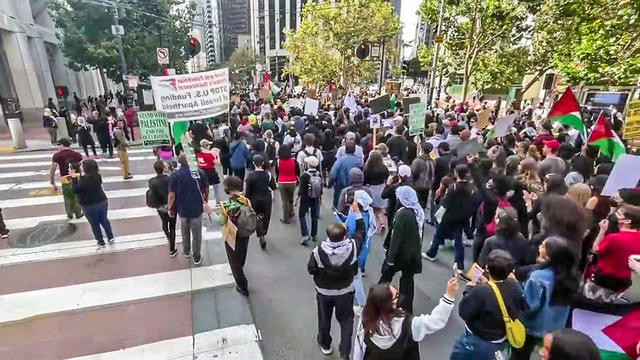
left=488, top=281, right=526, bottom=349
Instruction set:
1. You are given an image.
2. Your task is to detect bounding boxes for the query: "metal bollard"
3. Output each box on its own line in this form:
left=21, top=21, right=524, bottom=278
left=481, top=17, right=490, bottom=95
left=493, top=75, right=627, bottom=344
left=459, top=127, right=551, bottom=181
left=7, top=118, right=27, bottom=149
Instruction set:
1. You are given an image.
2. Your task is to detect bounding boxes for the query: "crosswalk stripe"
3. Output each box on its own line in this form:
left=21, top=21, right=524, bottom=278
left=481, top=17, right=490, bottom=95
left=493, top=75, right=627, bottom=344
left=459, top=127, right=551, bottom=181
left=0, top=188, right=148, bottom=208
left=0, top=148, right=152, bottom=161
left=0, top=156, right=156, bottom=169
left=0, top=231, right=222, bottom=266
left=67, top=324, right=262, bottom=360
left=0, top=167, right=123, bottom=179
left=0, top=173, right=155, bottom=191
left=0, top=263, right=234, bottom=324
left=5, top=206, right=157, bottom=229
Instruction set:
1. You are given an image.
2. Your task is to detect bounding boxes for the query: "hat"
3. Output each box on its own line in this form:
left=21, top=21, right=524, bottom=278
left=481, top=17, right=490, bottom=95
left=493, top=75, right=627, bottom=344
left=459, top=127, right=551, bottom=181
left=398, top=164, right=411, bottom=178
left=543, top=139, right=560, bottom=152
left=375, top=143, right=388, bottom=154
left=496, top=207, right=519, bottom=230
left=304, top=155, right=319, bottom=168
left=589, top=174, right=608, bottom=190
left=619, top=188, right=640, bottom=206
left=199, top=139, right=213, bottom=149
left=437, top=141, right=450, bottom=153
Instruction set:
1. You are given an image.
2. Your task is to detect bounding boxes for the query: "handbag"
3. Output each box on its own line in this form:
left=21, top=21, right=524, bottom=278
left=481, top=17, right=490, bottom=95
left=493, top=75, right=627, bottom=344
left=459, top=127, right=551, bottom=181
left=487, top=281, right=526, bottom=349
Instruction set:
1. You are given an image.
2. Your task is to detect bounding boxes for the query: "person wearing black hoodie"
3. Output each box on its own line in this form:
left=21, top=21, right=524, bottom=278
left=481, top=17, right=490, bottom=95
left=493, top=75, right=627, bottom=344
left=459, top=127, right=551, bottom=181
left=308, top=202, right=366, bottom=359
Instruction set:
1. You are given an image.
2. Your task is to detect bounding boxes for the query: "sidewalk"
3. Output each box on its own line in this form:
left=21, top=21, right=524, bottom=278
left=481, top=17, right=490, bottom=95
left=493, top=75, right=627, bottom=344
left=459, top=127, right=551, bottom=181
left=0, top=121, right=142, bottom=153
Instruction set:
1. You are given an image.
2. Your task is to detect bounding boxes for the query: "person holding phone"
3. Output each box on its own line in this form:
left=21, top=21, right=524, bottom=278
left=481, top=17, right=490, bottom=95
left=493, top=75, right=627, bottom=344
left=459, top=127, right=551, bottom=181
left=50, top=138, right=84, bottom=220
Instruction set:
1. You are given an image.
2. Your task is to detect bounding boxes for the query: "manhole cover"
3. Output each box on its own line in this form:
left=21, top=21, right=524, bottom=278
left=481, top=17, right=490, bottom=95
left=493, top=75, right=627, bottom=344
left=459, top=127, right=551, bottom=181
left=9, top=223, right=78, bottom=248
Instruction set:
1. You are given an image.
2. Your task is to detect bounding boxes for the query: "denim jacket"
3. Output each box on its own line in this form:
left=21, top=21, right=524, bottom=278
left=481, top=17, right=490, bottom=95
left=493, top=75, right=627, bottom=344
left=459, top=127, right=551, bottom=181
left=520, top=268, right=570, bottom=338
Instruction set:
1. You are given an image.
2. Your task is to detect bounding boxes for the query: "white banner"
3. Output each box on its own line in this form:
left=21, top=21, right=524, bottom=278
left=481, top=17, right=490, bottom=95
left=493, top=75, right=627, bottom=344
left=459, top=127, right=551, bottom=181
left=150, top=68, right=230, bottom=121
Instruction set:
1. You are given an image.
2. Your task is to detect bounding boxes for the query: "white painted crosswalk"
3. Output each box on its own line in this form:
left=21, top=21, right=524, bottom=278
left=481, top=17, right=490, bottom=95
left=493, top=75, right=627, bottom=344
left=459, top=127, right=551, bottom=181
left=0, top=148, right=151, bottom=161
left=0, top=155, right=156, bottom=169
left=0, top=188, right=147, bottom=208
left=0, top=173, right=155, bottom=191
left=5, top=206, right=157, bottom=229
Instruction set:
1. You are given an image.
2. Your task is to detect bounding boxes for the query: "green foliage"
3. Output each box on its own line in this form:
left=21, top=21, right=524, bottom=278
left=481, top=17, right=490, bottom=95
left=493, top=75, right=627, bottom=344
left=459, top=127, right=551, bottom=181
left=283, top=0, right=400, bottom=88
left=226, top=48, right=264, bottom=84
left=49, top=0, right=195, bottom=83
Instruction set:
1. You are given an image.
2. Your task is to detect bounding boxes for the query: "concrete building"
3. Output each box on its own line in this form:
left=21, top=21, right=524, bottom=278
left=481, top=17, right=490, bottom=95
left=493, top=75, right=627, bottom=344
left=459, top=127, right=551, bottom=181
left=0, top=0, right=106, bottom=124
left=203, top=0, right=251, bottom=68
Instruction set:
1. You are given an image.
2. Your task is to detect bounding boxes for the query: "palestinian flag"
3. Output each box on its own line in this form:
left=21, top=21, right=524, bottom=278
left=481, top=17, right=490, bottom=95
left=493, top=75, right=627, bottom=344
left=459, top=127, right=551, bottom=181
left=587, top=111, right=626, bottom=161
left=548, top=87, right=586, bottom=140
left=570, top=300, right=640, bottom=360
left=263, top=71, right=280, bottom=102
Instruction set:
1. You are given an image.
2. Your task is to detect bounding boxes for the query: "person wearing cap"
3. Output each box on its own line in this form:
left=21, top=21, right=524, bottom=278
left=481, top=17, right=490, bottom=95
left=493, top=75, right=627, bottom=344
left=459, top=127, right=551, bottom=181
left=330, top=142, right=364, bottom=208
left=335, top=132, right=364, bottom=161
left=298, top=155, right=322, bottom=245
left=532, top=121, right=555, bottom=152
left=50, top=138, right=84, bottom=220
left=245, top=154, right=277, bottom=250
left=537, top=139, right=566, bottom=181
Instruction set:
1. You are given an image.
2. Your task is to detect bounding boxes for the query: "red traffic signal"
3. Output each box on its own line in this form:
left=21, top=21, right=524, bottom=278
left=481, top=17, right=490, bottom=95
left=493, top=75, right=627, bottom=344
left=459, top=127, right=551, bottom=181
left=186, top=36, right=201, bottom=58
left=55, top=86, right=68, bottom=98
left=355, top=42, right=370, bottom=60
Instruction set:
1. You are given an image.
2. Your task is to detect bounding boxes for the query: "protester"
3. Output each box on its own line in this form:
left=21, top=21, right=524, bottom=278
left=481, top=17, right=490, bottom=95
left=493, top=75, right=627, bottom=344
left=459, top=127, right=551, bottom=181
left=538, top=329, right=600, bottom=360
left=75, top=116, right=97, bottom=158
left=298, top=156, right=322, bottom=245
left=363, top=150, right=390, bottom=231
left=197, top=139, right=222, bottom=203
left=0, top=208, right=8, bottom=239
left=167, top=154, right=209, bottom=265
left=537, top=139, right=567, bottom=180
left=71, top=159, right=113, bottom=247
left=43, top=108, right=58, bottom=144
left=244, top=154, right=277, bottom=250
left=50, top=138, right=84, bottom=220
left=229, top=132, right=250, bottom=180
left=276, top=145, right=300, bottom=224
left=308, top=200, right=365, bottom=359
left=113, top=119, right=132, bottom=180
left=148, top=160, right=176, bottom=257
left=330, top=142, right=363, bottom=208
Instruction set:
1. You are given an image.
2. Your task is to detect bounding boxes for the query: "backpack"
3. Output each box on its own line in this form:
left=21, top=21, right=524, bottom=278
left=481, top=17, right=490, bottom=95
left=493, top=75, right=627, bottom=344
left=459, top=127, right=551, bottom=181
left=307, top=170, right=322, bottom=198
left=145, top=188, right=161, bottom=209
left=228, top=202, right=257, bottom=237
left=265, top=140, right=277, bottom=163
left=482, top=197, right=512, bottom=237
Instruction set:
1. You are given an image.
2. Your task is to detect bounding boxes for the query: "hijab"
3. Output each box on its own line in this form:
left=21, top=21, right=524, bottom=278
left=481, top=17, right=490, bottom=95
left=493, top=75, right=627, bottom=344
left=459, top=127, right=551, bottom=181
left=354, top=190, right=378, bottom=239
left=396, top=186, right=425, bottom=238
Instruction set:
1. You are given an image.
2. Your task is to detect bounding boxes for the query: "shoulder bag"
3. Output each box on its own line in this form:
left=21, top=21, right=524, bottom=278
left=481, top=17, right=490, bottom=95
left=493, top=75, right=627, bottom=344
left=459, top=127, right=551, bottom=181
left=487, top=281, right=526, bottom=349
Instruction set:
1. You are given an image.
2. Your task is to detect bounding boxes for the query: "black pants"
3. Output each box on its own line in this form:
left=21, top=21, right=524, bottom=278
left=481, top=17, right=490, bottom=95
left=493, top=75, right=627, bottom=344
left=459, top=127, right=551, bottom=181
left=316, top=292, right=354, bottom=358
left=158, top=211, right=176, bottom=252
left=379, top=265, right=415, bottom=313
left=510, top=335, right=541, bottom=360
left=232, top=167, right=245, bottom=181
left=472, top=233, right=487, bottom=263
left=0, top=208, right=8, bottom=235
left=97, top=134, right=113, bottom=157
left=226, top=235, right=249, bottom=292
left=82, top=143, right=97, bottom=157
left=252, top=199, right=272, bottom=237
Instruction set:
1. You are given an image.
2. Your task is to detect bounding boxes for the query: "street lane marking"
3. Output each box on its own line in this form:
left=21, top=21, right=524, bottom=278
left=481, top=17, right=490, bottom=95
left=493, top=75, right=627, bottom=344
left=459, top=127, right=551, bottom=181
left=0, top=148, right=152, bottom=161
left=68, top=325, right=262, bottom=360
left=1, top=188, right=148, bottom=208
left=0, top=264, right=234, bottom=324
left=0, top=167, right=121, bottom=179
left=5, top=206, right=157, bottom=229
left=0, top=156, right=156, bottom=169
left=0, top=231, right=221, bottom=266
left=0, top=173, right=155, bottom=191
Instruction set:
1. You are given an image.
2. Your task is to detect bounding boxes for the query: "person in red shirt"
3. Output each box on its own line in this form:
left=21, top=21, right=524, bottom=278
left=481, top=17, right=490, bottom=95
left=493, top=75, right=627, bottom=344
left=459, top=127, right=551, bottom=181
left=197, top=139, right=221, bottom=203
left=123, top=107, right=136, bottom=141
left=275, top=145, right=300, bottom=224
left=50, top=138, right=84, bottom=220
left=582, top=204, right=640, bottom=302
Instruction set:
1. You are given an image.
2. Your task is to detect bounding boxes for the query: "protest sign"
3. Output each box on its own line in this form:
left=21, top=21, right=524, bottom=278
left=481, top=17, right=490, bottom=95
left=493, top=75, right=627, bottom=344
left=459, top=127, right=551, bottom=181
left=369, top=114, right=381, bottom=129
left=344, top=93, right=357, bottom=112
left=258, top=88, right=270, bottom=100
left=457, top=139, right=486, bottom=157
left=477, top=109, right=490, bottom=129
left=409, top=103, right=426, bottom=136
left=403, top=96, right=420, bottom=109
left=370, top=94, right=390, bottom=114
left=138, top=111, right=171, bottom=146
left=601, top=154, right=640, bottom=196
left=491, top=113, right=517, bottom=138
left=150, top=68, right=229, bottom=121
left=623, top=100, right=640, bottom=143
left=304, top=98, right=319, bottom=116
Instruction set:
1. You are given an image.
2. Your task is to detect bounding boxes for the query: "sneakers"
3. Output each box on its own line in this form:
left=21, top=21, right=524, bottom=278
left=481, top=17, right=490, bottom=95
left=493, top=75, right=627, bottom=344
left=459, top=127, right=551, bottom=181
left=184, top=252, right=191, bottom=258
left=422, top=252, right=437, bottom=261
left=1, top=231, right=9, bottom=239
left=169, top=249, right=178, bottom=258
left=193, top=255, right=202, bottom=265
left=96, top=243, right=106, bottom=251
left=300, top=235, right=311, bottom=246
left=259, top=236, right=266, bottom=250
left=463, top=239, right=473, bottom=247
left=124, top=175, right=133, bottom=180
left=235, top=286, right=249, bottom=297
left=319, top=344, right=333, bottom=356
left=353, top=305, right=363, bottom=318
left=107, top=238, right=115, bottom=245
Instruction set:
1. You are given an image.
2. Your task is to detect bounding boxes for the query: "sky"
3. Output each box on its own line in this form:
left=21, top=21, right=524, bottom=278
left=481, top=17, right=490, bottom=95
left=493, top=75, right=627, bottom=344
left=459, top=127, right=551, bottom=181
left=400, top=0, right=423, bottom=58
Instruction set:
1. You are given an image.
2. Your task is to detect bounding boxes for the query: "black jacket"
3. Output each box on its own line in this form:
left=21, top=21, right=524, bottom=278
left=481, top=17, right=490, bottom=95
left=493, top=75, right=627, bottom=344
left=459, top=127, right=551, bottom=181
left=148, top=174, right=171, bottom=206
left=385, top=208, right=422, bottom=274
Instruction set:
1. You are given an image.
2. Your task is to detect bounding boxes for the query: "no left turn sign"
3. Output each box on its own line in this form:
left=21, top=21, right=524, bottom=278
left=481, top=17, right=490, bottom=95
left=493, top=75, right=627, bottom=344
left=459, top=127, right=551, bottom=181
left=157, top=48, right=169, bottom=65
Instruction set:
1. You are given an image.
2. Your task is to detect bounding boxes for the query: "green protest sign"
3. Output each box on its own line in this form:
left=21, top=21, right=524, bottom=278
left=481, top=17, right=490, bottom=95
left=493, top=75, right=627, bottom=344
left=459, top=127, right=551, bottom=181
left=138, top=111, right=171, bottom=146
left=409, top=103, right=426, bottom=136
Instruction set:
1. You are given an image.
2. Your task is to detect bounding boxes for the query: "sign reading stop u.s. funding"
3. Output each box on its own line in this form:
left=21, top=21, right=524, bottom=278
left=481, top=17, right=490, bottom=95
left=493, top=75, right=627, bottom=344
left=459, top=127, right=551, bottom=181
left=138, top=111, right=171, bottom=146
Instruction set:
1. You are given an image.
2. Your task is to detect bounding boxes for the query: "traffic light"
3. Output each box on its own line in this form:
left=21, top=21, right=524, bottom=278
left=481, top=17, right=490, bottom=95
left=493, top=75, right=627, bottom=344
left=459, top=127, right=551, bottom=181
left=55, top=86, right=69, bottom=98
left=185, top=36, right=201, bottom=58
left=355, top=42, right=370, bottom=60
left=402, top=60, right=409, bottom=74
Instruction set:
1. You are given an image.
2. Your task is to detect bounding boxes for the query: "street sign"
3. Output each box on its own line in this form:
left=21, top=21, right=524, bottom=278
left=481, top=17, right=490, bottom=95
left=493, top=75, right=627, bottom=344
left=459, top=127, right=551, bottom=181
left=111, top=25, right=124, bottom=36
left=255, top=63, right=263, bottom=72
left=434, top=35, right=444, bottom=44
left=128, top=75, right=139, bottom=88
left=156, top=48, right=169, bottom=65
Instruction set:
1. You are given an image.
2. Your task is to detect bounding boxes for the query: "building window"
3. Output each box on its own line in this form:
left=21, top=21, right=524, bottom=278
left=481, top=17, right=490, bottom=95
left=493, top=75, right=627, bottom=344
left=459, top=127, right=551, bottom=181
left=269, top=0, right=276, bottom=50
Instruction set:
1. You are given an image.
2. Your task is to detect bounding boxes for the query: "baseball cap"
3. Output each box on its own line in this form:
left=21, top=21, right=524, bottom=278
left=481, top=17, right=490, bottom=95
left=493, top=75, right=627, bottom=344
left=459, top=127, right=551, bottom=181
left=589, top=174, right=608, bottom=190
left=199, top=139, right=213, bottom=149
left=543, top=139, right=560, bottom=152
left=398, top=164, right=411, bottom=178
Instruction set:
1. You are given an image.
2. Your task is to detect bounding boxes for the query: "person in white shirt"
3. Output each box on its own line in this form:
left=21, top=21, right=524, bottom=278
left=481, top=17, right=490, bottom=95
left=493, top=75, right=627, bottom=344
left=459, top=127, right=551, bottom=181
left=336, top=131, right=364, bottom=161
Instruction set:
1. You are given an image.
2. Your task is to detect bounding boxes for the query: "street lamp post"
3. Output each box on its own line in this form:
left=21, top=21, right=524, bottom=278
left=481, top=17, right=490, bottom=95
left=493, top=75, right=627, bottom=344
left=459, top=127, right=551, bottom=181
left=112, top=5, right=128, bottom=85
left=427, top=0, right=444, bottom=107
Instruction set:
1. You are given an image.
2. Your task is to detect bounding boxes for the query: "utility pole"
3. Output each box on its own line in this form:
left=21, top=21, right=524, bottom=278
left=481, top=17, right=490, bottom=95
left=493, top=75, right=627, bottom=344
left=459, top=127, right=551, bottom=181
left=378, top=40, right=386, bottom=95
left=112, top=4, right=128, bottom=85
left=427, top=0, right=444, bottom=107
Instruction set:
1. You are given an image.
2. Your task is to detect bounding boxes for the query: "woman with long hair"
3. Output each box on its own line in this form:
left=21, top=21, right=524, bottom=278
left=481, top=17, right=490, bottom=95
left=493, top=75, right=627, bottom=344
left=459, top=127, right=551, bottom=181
left=353, top=279, right=458, bottom=360
left=71, top=159, right=115, bottom=248
left=539, top=329, right=600, bottom=360
left=275, top=145, right=299, bottom=224
left=565, top=183, right=591, bottom=208
left=364, top=150, right=390, bottom=231
left=511, top=236, right=580, bottom=360
left=517, top=157, right=543, bottom=197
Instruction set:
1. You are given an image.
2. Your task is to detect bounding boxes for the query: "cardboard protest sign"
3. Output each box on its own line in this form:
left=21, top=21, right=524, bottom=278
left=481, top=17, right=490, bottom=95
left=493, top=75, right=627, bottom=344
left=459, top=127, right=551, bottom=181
left=304, top=98, right=320, bottom=116
left=150, top=68, right=229, bottom=121
left=369, top=114, right=381, bottom=129
left=491, top=113, right=517, bottom=138
left=623, top=100, right=640, bottom=143
left=409, top=103, right=427, bottom=136
left=456, top=139, right=486, bottom=157
left=601, top=154, right=640, bottom=196
left=369, top=94, right=390, bottom=114
left=477, top=109, right=490, bottom=129
left=138, top=111, right=171, bottom=146
left=344, top=93, right=357, bottom=112
left=258, top=88, right=270, bottom=100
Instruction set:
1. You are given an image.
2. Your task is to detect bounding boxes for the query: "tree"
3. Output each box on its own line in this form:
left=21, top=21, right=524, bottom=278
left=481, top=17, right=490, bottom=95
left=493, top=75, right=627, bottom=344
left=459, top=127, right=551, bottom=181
left=226, top=47, right=264, bottom=85
left=49, top=0, right=195, bottom=87
left=419, top=0, right=530, bottom=100
left=283, top=0, right=400, bottom=89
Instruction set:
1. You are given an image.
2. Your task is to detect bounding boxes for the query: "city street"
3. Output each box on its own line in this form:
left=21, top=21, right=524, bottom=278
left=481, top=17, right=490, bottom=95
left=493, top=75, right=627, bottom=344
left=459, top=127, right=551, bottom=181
left=0, top=146, right=467, bottom=360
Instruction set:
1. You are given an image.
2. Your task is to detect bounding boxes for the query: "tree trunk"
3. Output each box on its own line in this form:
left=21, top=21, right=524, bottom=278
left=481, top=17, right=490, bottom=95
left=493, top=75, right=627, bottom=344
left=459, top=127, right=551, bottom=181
left=461, top=49, right=471, bottom=102
left=99, top=67, right=108, bottom=95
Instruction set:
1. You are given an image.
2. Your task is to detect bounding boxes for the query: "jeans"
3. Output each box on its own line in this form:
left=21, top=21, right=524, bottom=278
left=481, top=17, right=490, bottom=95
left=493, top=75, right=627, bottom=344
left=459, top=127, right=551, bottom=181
left=316, top=292, right=355, bottom=358
left=226, top=235, right=249, bottom=292
left=158, top=211, right=176, bottom=252
left=425, top=223, right=465, bottom=270
left=180, top=215, right=202, bottom=258
left=353, top=271, right=366, bottom=306
left=379, top=265, right=416, bottom=313
left=299, top=198, right=320, bottom=237
left=232, top=167, right=245, bottom=181
left=82, top=201, right=113, bottom=245
left=47, top=127, right=57, bottom=144
left=0, top=208, right=8, bottom=235
left=62, top=181, right=83, bottom=219
left=333, top=185, right=344, bottom=209
left=510, top=335, right=541, bottom=360
left=450, top=331, right=507, bottom=360
left=279, top=182, right=296, bottom=222
left=118, top=150, right=129, bottom=178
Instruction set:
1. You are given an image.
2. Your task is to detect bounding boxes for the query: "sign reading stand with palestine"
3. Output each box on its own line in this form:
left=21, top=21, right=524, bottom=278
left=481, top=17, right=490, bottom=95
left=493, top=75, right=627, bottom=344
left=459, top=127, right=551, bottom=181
left=150, top=68, right=230, bottom=121
left=138, top=111, right=171, bottom=146
left=409, top=103, right=426, bottom=135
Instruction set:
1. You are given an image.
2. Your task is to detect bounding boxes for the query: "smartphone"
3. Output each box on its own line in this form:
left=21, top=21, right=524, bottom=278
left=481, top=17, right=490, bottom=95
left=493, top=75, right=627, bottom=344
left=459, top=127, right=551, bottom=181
left=452, top=263, right=458, bottom=278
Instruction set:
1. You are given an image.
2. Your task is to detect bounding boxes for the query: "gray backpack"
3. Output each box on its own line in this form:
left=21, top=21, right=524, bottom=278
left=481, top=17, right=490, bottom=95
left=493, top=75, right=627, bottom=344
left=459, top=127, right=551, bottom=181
left=307, top=170, right=322, bottom=198
left=230, top=203, right=257, bottom=237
